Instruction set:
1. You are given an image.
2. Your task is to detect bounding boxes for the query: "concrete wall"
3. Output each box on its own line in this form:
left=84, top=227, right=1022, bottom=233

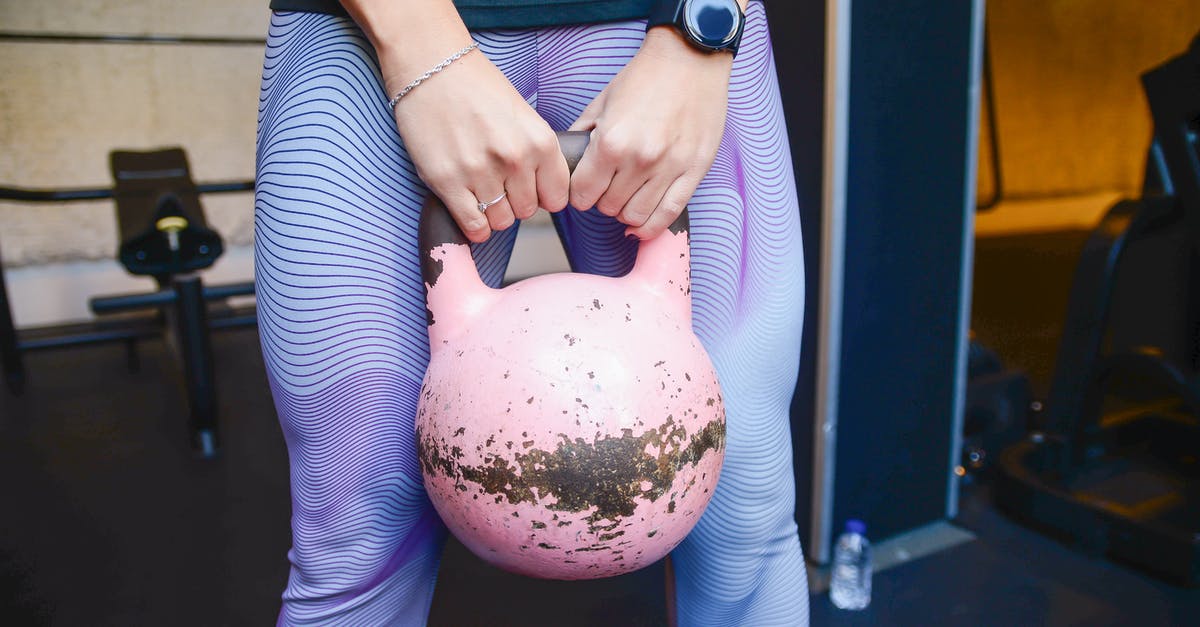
left=1, top=1, right=573, bottom=327
left=0, top=0, right=267, bottom=271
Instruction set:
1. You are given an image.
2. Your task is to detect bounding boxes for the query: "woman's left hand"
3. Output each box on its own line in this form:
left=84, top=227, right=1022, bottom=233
left=568, top=27, right=735, bottom=240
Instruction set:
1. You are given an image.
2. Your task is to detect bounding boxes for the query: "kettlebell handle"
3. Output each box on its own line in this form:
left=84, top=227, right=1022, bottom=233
left=419, top=131, right=691, bottom=307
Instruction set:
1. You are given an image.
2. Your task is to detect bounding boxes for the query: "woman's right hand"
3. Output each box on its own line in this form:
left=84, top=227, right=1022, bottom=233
left=342, top=0, right=567, bottom=243
left=384, top=41, right=570, bottom=243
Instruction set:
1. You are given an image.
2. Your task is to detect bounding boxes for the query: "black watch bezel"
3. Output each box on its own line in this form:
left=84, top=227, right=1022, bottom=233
left=647, top=0, right=745, bottom=56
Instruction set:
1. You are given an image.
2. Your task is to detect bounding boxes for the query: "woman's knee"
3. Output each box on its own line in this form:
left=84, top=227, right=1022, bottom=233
left=281, top=512, right=445, bottom=626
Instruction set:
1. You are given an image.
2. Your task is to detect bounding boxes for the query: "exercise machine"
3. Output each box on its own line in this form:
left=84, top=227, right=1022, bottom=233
left=995, top=35, right=1200, bottom=586
left=0, top=148, right=255, bottom=458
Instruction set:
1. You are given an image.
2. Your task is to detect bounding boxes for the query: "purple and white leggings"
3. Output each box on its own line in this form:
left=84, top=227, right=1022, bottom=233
left=255, top=2, right=808, bottom=624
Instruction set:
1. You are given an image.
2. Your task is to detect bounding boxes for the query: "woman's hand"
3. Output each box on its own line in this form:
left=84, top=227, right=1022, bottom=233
left=343, top=0, right=569, bottom=243
left=568, top=27, right=735, bottom=240
left=390, top=50, right=570, bottom=243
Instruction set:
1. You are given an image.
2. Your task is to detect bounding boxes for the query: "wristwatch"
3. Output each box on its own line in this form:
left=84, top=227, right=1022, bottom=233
left=647, top=0, right=745, bottom=56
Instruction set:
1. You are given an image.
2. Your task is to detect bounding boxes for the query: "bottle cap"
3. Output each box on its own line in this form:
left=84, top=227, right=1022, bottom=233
left=846, top=519, right=866, bottom=535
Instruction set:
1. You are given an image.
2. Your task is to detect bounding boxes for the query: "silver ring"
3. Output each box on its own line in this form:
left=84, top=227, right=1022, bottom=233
left=477, top=191, right=507, bottom=213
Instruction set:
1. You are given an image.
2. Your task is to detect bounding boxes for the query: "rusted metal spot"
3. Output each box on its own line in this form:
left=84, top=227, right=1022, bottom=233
left=417, top=415, right=726, bottom=535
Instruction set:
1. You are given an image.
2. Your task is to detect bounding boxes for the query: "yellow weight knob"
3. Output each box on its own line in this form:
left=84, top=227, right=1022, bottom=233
left=156, top=216, right=189, bottom=233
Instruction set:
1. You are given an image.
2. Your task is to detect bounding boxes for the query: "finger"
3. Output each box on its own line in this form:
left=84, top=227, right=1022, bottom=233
left=475, top=188, right=516, bottom=232
left=625, top=171, right=699, bottom=241
left=616, top=173, right=672, bottom=229
left=506, top=169, right=539, bottom=220
left=441, top=187, right=493, bottom=243
left=594, top=166, right=652, bottom=220
left=534, top=132, right=570, bottom=213
left=568, top=90, right=607, bottom=132
left=569, top=137, right=619, bottom=213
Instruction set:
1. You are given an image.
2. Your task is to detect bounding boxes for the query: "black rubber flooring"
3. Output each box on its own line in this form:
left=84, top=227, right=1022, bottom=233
left=1, top=228, right=1198, bottom=625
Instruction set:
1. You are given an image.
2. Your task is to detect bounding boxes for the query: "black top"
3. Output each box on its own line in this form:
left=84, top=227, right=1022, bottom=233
left=267, top=0, right=657, bottom=30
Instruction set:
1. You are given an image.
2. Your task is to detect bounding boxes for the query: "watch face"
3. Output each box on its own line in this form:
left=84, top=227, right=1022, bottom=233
left=683, top=0, right=740, bottom=50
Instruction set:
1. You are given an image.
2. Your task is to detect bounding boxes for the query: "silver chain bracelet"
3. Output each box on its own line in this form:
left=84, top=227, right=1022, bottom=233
left=387, top=42, right=479, bottom=110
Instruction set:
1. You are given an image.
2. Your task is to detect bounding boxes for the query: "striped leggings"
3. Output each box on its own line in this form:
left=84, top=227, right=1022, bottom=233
left=255, top=3, right=808, bottom=625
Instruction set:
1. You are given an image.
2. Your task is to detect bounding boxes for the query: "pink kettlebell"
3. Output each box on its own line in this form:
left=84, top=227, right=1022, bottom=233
left=416, top=131, right=725, bottom=580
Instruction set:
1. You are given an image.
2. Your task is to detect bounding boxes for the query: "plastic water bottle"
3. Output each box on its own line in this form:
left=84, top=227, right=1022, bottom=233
left=830, top=519, right=872, bottom=610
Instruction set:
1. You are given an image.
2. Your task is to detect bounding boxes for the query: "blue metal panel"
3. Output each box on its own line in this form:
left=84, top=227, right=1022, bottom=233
left=830, top=0, right=978, bottom=549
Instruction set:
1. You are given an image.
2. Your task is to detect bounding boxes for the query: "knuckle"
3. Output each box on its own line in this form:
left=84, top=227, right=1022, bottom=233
left=631, top=203, right=655, bottom=223
left=497, top=145, right=526, bottom=171
left=535, top=131, right=561, bottom=157
left=460, top=157, right=489, bottom=179
left=420, top=165, right=454, bottom=189
left=492, top=215, right=516, bottom=231
left=623, top=212, right=649, bottom=228
left=462, top=215, right=489, bottom=233
left=595, top=132, right=627, bottom=161
left=541, top=184, right=569, bottom=212
left=633, top=144, right=663, bottom=168
left=548, top=191, right=569, bottom=212
left=660, top=193, right=685, bottom=212
left=569, top=187, right=596, bottom=211
left=513, top=201, right=537, bottom=219
left=596, top=199, right=623, bottom=216
left=660, top=201, right=685, bottom=222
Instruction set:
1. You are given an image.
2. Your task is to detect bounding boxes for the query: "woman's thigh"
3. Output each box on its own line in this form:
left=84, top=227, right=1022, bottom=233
left=255, top=11, right=536, bottom=623
left=535, top=4, right=809, bottom=624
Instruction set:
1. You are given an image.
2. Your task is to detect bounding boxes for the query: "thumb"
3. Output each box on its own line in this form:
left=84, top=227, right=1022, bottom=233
left=569, top=90, right=607, bottom=131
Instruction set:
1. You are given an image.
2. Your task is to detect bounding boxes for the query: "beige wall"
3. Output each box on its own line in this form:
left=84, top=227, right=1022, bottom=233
left=0, top=0, right=573, bottom=327
left=979, top=0, right=1200, bottom=200
left=0, top=0, right=269, bottom=267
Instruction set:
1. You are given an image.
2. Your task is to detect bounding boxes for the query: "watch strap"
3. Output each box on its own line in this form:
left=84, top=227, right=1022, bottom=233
left=647, top=0, right=685, bottom=29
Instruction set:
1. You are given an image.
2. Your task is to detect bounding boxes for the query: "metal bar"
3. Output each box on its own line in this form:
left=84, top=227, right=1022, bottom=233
left=0, top=31, right=266, bottom=46
left=16, top=305, right=255, bottom=353
left=203, top=282, right=255, bottom=300
left=172, top=276, right=220, bottom=457
left=90, top=281, right=253, bottom=315
left=975, top=19, right=1004, bottom=212
left=90, top=290, right=177, bottom=314
left=0, top=180, right=253, bottom=203
left=0, top=187, right=112, bottom=202
left=209, top=314, right=257, bottom=331
left=0, top=244, right=26, bottom=394
left=947, top=0, right=987, bottom=520
left=810, top=0, right=852, bottom=566
left=18, top=323, right=161, bottom=351
left=195, top=181, right=256, bottom=194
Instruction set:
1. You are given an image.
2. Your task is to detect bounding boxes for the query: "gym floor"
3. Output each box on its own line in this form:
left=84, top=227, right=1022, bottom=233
left=2, top=227, right=1198, bottom=625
